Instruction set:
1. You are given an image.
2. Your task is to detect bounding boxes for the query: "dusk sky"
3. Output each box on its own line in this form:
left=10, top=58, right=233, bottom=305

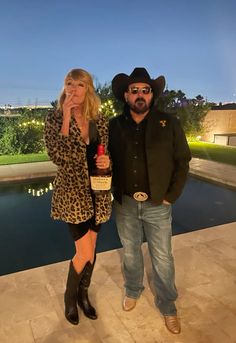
left=1, top=0, right=236, bottom=106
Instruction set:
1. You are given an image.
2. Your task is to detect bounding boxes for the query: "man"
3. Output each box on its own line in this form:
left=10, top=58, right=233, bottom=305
left=108, top=67, right=191, bottom=334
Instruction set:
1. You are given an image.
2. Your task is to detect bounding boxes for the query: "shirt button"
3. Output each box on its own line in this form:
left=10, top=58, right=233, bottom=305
left=134, top=155, right=137, bottom=159
left=133, top=170, right=137, bottom=173
left=134, top=184, right=138, bottom=188
left=135, top=141, right=138, bottom=145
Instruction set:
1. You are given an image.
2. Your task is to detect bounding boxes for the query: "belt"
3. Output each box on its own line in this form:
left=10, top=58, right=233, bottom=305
left=124, top=192, right=149, bottom=202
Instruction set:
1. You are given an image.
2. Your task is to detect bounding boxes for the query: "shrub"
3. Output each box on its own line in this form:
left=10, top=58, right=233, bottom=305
left=17, top=120, right=45, bottom=153
left=0, top=119, right=45, bottom=155
left=0, top=124, right=19, bottom=154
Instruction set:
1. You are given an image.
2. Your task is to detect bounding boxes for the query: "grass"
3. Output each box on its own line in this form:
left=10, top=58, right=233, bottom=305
left=189, top=142, right=236, bottom=166
left=0, top=142, right=236, bottom=166
left=0, top=152, right=49, bottom=165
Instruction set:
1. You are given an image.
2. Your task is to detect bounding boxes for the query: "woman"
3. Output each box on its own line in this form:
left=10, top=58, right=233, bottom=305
left=44, top=68, right=111, bottom=325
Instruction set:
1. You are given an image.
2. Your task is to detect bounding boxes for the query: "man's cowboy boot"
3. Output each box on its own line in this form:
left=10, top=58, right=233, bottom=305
left=123, top=296, right=137, bottom=311
left=164, top=315, right=181, bottom=334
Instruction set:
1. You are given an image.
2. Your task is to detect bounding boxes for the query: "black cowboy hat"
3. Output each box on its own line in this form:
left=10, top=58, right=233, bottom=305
left=112, top=67, right=166, bottom=102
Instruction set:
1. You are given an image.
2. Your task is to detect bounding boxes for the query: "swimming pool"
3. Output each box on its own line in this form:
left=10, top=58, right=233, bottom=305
left=1, top=176, right=236, bottom=275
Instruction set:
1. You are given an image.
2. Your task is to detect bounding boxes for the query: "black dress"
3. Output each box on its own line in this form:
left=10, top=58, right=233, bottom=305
left=67, top=139, right=101, bottom=241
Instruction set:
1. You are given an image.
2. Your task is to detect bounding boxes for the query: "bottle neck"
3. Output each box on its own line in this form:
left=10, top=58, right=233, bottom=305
left=97, top=144, right=105, bottom=156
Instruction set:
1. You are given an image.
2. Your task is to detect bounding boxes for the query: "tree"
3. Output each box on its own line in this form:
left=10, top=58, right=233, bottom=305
left=96, top=82, right=123, bottom=116
left=51, top=100, right=58, bottom=109
left=157, top=90, right=210, bottom=136
left=96, top=82, right=113, bottom=102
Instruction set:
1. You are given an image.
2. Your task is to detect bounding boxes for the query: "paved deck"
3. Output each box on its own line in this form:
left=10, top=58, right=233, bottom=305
left=189, top=158, right=236, bottom=190
left=0, top=222, right=235, bottom=343
left=0, top=159, right=236, bottom=342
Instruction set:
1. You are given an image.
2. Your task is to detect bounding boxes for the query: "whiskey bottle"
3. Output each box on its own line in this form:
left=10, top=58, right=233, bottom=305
left=90, top=144, right=112, bottom=193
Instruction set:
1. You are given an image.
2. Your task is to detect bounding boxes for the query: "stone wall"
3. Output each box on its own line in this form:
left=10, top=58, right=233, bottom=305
left=201, top=109, right=236, bottom=143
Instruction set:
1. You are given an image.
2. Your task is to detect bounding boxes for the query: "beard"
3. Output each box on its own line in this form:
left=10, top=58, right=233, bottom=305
left=128, top=97, right=151, bottom=114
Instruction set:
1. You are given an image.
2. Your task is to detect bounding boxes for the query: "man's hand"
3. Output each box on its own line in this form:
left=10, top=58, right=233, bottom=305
left=163, top=199, right=171, bottom=205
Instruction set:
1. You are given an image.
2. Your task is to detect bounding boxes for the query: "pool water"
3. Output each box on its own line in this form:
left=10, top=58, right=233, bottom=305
left=0, top=176, right=236, bottom=275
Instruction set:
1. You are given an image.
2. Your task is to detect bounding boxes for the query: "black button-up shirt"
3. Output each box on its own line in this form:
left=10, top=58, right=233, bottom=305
left=123, top=113, right=150, bottom=196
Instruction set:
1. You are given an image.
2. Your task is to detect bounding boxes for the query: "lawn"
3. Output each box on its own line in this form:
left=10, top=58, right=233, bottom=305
left=189, top=142, right=236, bottom=166
left=0, top=152, right=49, bottom=165
left=0, top=142, right=235, bottom=166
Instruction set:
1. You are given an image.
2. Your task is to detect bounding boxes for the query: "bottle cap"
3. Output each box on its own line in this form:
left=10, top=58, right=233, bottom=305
left=97, top=144, right=105, bottom=156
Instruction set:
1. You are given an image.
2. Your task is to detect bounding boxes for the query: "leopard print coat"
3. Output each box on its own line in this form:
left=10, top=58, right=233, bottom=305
left=44, top=110, right=112, bottom=225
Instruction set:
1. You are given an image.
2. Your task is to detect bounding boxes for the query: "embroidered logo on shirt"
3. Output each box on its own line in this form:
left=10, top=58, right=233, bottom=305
left=159, top=120, right=167, bottom=127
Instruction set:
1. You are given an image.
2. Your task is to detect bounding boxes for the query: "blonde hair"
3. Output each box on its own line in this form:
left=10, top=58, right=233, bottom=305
left=58, top=68, right=101, bottom=120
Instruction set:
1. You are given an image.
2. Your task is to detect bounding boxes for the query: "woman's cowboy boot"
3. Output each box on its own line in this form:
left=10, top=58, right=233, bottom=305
left=77, top=256, right=97, bottom=320
left=64, top=261, right=83, bottom=325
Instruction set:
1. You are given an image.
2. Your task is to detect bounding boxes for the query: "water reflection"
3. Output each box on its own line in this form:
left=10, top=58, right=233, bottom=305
left=0, top=178, right=54, bottom=196
left=27, top=182, right=53, bottom=197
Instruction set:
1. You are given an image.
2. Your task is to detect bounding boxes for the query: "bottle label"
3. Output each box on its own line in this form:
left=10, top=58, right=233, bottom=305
left=90, top=175, right=112, bottom=191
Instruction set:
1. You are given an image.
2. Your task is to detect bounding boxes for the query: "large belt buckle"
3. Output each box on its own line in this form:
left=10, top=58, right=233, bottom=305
left=133, top=192, right=148, bottom=202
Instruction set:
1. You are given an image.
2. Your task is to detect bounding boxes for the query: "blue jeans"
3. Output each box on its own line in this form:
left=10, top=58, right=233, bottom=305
left=114, top=195, right=178, bottom=315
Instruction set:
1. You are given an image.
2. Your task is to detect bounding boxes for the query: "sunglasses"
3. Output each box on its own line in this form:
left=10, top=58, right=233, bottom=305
left=128, top=86, right=153, bottom=95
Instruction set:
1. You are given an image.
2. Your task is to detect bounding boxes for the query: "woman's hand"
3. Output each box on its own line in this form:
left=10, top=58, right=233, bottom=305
left=96, top=154, right=110, bottom=169
left=61, top=92, right=75, bottom=136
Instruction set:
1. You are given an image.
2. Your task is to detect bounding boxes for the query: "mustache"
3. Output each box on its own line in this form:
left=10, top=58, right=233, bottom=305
left=135, top=97, right=146, bottom=103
